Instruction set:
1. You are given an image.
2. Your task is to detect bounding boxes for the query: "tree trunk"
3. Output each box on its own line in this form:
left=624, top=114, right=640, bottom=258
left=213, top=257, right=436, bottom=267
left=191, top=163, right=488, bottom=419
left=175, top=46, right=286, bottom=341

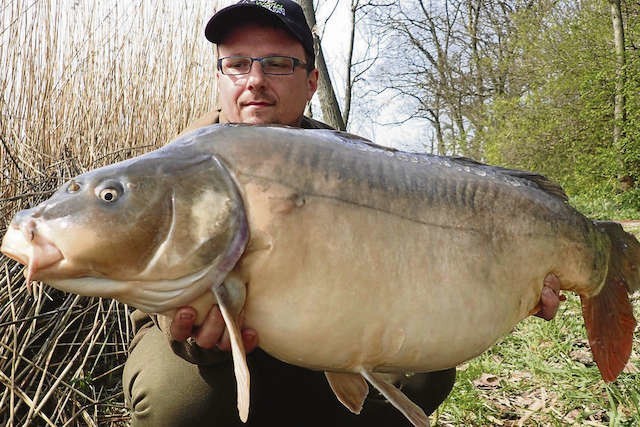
left=341, top=1, right=357, bottom=128
left=299, top=0, right=346, bottom=130
left=610, top=0, right=626, bottom=149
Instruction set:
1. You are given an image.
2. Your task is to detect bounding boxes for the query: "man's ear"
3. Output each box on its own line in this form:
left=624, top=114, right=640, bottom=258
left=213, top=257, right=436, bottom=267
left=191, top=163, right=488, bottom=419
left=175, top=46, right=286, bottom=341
left=307, top=68, right=319, bottom=101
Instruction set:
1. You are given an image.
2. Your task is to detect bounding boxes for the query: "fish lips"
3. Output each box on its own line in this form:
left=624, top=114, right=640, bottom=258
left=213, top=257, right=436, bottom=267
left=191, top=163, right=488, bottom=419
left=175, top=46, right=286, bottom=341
left=1, top=223, right=64, bottom=282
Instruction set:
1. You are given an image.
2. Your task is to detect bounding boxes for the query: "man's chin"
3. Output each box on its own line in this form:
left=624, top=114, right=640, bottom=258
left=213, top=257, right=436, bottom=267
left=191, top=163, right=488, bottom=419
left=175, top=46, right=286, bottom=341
left=241, top=115, right=303, bottom=127
left=240, top=112, right=278, bottom=125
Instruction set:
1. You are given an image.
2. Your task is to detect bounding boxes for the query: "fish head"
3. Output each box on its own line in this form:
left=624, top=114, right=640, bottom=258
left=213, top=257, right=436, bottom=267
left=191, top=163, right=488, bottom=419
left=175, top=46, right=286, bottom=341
left=1, top=149, right=248, bottom=313
left=3, top=167, right=169, bottom=281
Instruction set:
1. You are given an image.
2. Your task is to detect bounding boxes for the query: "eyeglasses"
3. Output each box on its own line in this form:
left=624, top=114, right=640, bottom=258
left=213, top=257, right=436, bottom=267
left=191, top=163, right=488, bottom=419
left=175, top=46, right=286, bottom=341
left=217, top=56, right=307, bottom=75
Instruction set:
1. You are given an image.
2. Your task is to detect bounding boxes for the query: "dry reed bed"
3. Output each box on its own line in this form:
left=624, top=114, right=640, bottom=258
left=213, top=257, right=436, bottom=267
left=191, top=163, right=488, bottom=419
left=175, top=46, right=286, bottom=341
left=1, top=1, right=219, bottom=425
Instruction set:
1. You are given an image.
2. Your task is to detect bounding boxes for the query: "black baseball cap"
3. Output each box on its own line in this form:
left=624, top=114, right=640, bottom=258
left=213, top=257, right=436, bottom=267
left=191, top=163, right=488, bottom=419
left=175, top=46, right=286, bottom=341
left=205, top=0, right=315, bottom=57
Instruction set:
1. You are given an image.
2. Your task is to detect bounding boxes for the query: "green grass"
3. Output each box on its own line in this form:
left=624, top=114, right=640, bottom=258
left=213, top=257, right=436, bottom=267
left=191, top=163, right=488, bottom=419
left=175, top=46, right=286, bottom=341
left=433, top=225, right=640, bottom=426
left=571, top=192, right=640, bottom=221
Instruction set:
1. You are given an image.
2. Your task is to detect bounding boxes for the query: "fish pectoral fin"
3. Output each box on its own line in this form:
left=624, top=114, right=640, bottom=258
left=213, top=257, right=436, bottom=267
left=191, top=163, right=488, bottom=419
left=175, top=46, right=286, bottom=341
left=213, top=282, right=250, bottom=423
left=360, top=369, right=430, bottom=427
left=324, top=371, right=369, bottom=414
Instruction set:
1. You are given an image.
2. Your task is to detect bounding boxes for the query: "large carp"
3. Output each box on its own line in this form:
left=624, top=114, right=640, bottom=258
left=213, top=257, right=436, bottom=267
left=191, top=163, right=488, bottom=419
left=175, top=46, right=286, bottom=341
left=2, top=124, right=639, bottom=426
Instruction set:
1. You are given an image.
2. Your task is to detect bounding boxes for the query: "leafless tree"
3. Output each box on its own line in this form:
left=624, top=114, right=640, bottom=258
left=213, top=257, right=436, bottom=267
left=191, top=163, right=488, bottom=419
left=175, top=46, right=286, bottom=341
left=361, top=0, right=538, bottom=156
left=367, top=1, right=474, bottom=154
left=300, top=0, right=346, bottom=130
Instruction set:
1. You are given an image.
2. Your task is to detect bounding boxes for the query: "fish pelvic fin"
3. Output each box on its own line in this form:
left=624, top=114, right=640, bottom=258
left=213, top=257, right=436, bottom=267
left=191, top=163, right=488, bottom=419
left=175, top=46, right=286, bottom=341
left=582, top=221, right=640, bottom=382
left=359, top=369, right=430, bottom=427
left=325, top=371, right=369, bottom=414
left=213, top=280, right=250, bottom=422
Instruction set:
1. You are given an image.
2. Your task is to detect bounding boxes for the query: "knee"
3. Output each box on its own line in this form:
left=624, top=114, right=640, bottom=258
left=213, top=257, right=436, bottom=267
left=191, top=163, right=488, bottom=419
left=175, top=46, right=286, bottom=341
left=123, top=368, right=159, bottom=426
left=122, top=328, right=238, bottom=427
left=122, top=330, right=190, bottom=426
left=124, top=367, right=203, bottom=427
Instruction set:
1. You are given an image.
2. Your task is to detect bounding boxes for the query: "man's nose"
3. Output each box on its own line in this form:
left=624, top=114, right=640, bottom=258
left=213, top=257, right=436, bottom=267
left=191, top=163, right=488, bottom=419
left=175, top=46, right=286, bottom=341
left=245, top=61, right=266, bottom=89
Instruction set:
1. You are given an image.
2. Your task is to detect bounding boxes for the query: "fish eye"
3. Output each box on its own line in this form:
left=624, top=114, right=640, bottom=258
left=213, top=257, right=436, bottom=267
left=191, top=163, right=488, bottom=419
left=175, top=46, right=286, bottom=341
left=95, top=180, right=125, bottom=204
left=67, top=181, right=80, bottom=193
left=98, top=187, right=121, bottom=203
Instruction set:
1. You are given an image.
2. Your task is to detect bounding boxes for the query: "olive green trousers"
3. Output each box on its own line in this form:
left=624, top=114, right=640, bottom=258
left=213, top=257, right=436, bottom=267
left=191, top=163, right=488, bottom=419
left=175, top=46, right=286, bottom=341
left=123, top=327, right=455, bottom=427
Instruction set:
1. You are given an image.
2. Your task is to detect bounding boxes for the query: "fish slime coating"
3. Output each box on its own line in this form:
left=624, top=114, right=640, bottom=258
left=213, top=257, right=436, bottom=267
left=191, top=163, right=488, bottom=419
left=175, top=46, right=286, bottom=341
left=3, top=124, right=639, bottom=426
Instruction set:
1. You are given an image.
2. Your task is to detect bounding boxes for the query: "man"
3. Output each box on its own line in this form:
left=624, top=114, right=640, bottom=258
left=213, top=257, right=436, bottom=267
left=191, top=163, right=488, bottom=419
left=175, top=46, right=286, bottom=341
left=123, top=1, right=563, bottom=425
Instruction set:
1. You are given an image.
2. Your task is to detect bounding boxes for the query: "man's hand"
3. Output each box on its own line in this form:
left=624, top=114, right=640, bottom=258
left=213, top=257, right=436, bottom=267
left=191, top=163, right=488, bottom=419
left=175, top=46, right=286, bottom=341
left=169, top=305, right=259, bottom=352
left=533, top=273, right=567, bottom=320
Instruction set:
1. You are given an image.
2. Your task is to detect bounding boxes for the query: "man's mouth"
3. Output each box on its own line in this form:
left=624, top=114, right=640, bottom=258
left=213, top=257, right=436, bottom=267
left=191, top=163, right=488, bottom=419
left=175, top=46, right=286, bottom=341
left=242, top=100, right=274, bottom=108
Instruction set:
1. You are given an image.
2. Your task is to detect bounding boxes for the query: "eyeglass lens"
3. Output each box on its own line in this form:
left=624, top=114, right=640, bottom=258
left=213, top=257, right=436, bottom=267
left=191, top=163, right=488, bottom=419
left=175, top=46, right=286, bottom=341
left=220, top=56, right=299, bottom=75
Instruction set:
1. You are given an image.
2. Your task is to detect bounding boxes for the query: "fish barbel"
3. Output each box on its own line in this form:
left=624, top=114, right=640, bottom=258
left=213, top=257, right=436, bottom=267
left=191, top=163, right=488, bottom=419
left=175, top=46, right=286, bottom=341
left=2, top=124, right=639, bottom=426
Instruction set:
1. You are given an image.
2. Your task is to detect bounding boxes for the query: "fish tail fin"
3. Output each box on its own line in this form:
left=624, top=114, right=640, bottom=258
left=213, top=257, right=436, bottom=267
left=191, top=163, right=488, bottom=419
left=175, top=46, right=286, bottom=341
left=580, top=285, right=635, bottom=382
left=582, top=221, right=640, bottom=382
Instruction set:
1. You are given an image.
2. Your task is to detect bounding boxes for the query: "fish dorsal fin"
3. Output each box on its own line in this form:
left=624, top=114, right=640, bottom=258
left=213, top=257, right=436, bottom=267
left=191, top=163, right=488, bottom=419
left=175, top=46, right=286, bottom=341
left=500, top=169, right=568, bottom=201
left=359, top=369, right=430, bottom=427
left=451, top=156, right=569, bottom=202
left=213, top=277, right=250, bottom=422
left=325, top=371, right=369, bottom=414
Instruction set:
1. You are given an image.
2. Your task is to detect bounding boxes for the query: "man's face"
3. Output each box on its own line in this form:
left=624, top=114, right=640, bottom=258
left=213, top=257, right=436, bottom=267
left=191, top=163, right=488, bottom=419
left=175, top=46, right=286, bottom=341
left=217, top=23, right=318, bottom=126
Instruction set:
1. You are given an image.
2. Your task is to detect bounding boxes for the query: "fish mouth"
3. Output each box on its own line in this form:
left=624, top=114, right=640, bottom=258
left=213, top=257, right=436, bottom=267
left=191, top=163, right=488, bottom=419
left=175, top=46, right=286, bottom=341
left=1, top=222, right=64, bottom=283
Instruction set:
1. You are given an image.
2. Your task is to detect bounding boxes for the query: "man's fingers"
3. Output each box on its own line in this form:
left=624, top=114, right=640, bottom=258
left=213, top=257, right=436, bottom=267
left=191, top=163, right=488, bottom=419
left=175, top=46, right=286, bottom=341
left=217, top=328, right=232, bottom=351
left=242, top=328, right=259, bottom=352
left=544, top=272, right=566, bottom=302
left=543, top=273, right=561, bottom=293
left=217, top=327, right=259, bottom=352
left=170, top=304, right=258, bottom=352
left=170, top=307, right=197, bottom=341
left=534, top=273, right=563, bottom=321
left=537, top=285, right=560, bottom=320
left=195, top=305, right=226, bottom=349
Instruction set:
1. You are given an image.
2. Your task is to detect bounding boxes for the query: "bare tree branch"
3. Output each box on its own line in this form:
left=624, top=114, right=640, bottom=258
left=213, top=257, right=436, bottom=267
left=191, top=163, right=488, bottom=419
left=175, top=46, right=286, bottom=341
left=300, top=0, right=346, bottom=130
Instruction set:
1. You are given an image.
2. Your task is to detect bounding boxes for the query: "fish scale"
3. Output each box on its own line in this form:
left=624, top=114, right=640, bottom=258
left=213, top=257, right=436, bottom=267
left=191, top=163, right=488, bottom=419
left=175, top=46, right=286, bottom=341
left=2, top=123, right=639, bottom=427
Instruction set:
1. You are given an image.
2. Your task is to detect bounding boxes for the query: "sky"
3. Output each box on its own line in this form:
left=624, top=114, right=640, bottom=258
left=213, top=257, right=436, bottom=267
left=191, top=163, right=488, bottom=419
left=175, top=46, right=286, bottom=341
left=313, top=1, right=432, bottom=152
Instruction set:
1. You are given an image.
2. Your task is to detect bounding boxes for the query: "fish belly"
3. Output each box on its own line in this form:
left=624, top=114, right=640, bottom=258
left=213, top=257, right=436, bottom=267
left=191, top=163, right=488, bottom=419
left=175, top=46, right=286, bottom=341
left=237, top=180, right=598, bottom=374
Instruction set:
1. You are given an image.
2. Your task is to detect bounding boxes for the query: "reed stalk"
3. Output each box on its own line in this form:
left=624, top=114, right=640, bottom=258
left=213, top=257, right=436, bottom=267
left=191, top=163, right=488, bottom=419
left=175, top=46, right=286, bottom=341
left=1, top=1, right=219, bottom=424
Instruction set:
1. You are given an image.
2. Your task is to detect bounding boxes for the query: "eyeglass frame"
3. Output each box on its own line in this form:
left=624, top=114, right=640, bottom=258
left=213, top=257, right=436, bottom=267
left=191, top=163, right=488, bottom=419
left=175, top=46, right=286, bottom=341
left=217, top=55, right=308, bottom=76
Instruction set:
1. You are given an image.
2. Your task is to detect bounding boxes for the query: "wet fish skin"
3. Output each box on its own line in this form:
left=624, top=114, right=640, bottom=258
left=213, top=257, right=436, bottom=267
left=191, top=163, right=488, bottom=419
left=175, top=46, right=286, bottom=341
left=1, top=148, right=248, bottom=314
left=2, top=124, right=639, bottom=426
